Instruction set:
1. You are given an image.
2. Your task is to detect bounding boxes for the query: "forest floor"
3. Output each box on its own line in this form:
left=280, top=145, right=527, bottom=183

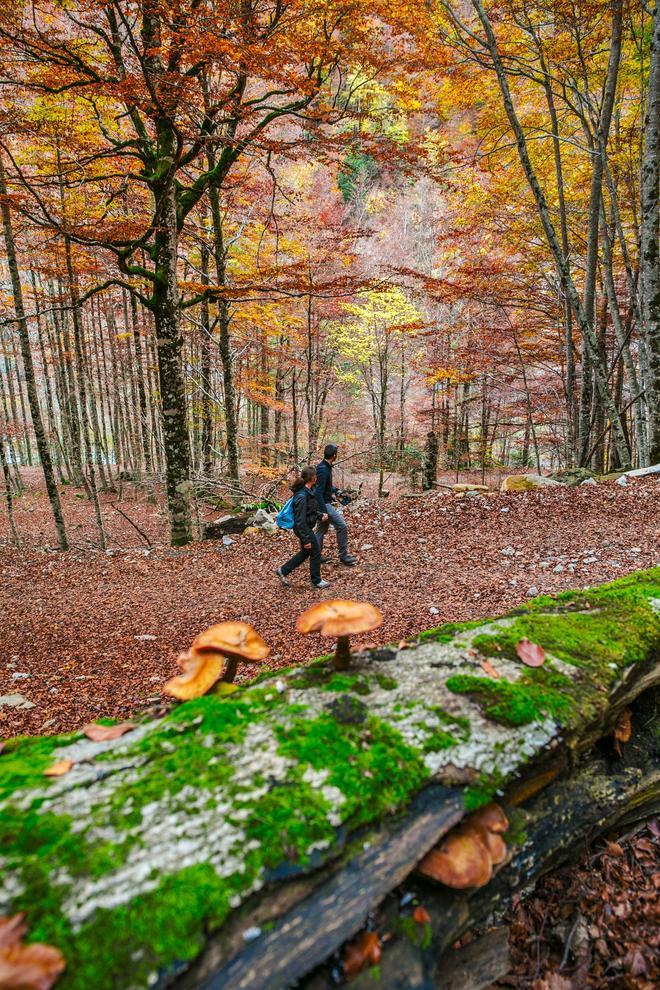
left=1, top=471, right=658, bottom=989
left=0, top=471, right=657, bottom=737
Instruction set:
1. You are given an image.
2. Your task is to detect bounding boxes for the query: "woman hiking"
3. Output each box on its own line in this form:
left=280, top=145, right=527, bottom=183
left=275, top=466, right=331, bottom=589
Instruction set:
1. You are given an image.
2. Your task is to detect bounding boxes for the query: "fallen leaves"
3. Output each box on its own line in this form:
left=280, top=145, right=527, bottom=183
left=43, top=760, right=73, bottom=777
left=505, top=819, right=659, bottom=989
left=342, top=931, right=382, bottom=979
left=82, top=722, right=135, bottom=742
left=613, top=707, right=632, bottom=755
left=515, top=638, right=546, bottom=667
left=0, top=914, right=65, bottom=990
left=480, top=658, right=500, bottom=678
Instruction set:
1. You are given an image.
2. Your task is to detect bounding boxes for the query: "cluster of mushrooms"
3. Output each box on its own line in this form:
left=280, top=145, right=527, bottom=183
left=164, top=599, right=384, bottom=700
left=418, top=802, right=509, bottom=888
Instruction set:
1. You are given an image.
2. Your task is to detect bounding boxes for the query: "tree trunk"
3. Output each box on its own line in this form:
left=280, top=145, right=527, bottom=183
left=152, top=177, right=193, bottom=546
left=0, top=152, right=69, bottom=550
left=641, top=0, right=660, bottom=462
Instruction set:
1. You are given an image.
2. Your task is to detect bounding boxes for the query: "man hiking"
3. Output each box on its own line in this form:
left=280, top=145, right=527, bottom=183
left=276, top=466, right=331, bottom=589
left=314, top=444, right=358, bottom=566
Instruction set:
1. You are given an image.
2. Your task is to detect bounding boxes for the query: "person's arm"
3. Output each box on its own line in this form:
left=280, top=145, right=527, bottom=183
left=314, top=463, right=329, bottom=514
left=293, top=492, right=313, bottom=544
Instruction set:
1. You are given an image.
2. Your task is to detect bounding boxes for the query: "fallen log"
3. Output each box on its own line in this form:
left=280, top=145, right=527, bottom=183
left=1, top=569, right=658, bottom=990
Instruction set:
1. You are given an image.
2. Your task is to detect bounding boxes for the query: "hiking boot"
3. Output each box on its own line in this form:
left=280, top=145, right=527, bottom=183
left=275, top=567, right=291, bottom=587
left=340, top=555, right=358, bottom=566
left=314, top=579, right=331, bottom=589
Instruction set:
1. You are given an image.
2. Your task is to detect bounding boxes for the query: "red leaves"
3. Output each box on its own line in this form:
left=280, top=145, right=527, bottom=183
left=515, top=638, right=545, bottom=667
left=342, top=931, right=381, bottom=979
left=412, top=905, right=431, bottom=925
left=0, top=915, right=65, bottom=990
left=82, top=722, right=135, bottom=742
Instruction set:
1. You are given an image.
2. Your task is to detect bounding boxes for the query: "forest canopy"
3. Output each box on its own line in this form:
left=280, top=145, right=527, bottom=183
left=0, top=0, right=658, bottom=545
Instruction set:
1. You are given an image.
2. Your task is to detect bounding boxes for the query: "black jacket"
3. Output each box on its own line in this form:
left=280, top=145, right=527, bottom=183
left=314, top=459, right=339, bottom=513
left=292, top=480, right=322, bottom=543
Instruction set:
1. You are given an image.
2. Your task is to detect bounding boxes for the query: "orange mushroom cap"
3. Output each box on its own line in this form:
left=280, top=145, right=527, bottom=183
left=418, top=828, right=492, bottom=889
left=467, top=802, right=509, bottom=835
left=296, top=600, right=383, bottom=638
left=163, top=650, right=225, bottom=701
left=192, top=621, right=270, bottom=662
left=472, top=825, right=508, bottom=866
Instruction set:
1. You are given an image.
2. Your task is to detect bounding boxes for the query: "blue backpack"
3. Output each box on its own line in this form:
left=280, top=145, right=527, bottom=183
left=276, top=497, right=295, bottom=530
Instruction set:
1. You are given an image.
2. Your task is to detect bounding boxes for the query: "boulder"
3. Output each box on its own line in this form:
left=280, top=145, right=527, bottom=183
left=550, top=467, right=596, bottom=487
left=500, top=474, right=562, bottom=492
left=452, top=484, right=490, bottom=493
left=621, top=463, right=660, bottom=479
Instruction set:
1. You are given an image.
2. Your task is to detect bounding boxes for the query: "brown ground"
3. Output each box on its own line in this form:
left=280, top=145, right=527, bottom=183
left=1, top=472, right=657, bottom=737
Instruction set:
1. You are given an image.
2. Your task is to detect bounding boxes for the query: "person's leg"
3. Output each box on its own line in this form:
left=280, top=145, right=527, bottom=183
left=315, top=514, right=330, bottom=554
left=325, top=503, right=350, bottom=560
left=281, top=543, right=309, bottom=576
left=308, top=533, right=322, bottom=586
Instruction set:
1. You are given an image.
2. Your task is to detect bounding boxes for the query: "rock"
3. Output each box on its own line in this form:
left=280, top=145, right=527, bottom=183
left=551, top=467, right=597, bottom=486
left=243, top=526, right=264, bottom=537
left=0, top=693, right=35, bottom=709
left=326, top=695, right=368, bottom=725
left=452, top=483, right=490, bottom=492
left=615, top=476, right=628, bottom=487
left=527, top=586, right=539, bottom=597
left=222, top=536, right=235, bottom=547
left=554, top=564, right=564, bottom=573
left=11, top=672, right=30, bottom=680
left=582, top=556, right=599, bottom=564
left=361, top=544, right=374, bottom=551
left=252, top=508, right=275, bottom=527
left=500, top=474, right=562, bottom=492
left=580, top=477, right=598, bottom=486
left=134, top=634, right=157, bottom=641
left=429, top=606, right=440, bottom=615
left=203, top=513, right=251, bottom=540
left=500, top=547, right=516, bottom=556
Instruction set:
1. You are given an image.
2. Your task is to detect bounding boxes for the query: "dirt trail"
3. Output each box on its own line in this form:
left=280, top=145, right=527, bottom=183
left=1, top=478, right=657, bottom=737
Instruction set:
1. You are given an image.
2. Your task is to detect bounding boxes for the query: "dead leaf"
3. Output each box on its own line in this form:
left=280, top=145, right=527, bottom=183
left=623, top=947, right=647, bottom=976
left=0, top=916, right=27, bottom=950
left=515, top=638, right=546, bottom=667
left=605, top=841, right=624, bottom=857
left=0, top=915, right=65, bottom=990
left=412, top=905, right=431, bottom=925
left=342, top=931, right=381, bottom=979
left=43, top=760, right=73, bottom=777
left=613, top=707, right=632, bottom=755
left=82, top=722, right=135, bottom=742
left=480, top=658, right=500, bottom=678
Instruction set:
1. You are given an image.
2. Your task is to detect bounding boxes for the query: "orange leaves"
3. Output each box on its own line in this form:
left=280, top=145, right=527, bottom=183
left=515, top=638, right=546, bottom=668
left=412, top=905, right=431, bottom=925
left=43, top=760, right=73, bottom=777
left=0, top=915, right=65, bottom=990
left=480, top=658, right=500, bottom=678
left=342, top=931, right=382, bottom=979
left=82, top=722, right=135, bottom=742
left=613, top=707, right=632, bottom=756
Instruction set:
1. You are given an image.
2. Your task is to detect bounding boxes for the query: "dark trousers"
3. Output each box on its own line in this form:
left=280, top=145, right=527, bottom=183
left=281, top=532, right=322, bottom=585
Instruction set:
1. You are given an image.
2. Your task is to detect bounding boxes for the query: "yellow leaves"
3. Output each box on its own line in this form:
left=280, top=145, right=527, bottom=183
left=44, top=760, right=73, bottom=777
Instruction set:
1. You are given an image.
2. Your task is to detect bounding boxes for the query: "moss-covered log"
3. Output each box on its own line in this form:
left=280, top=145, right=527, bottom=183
left=1, top=570, right=659, bottom=990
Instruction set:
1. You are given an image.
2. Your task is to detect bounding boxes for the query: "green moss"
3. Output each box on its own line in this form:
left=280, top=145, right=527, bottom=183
left=429, top=706, right=471, bottom=736
left=446, top=668, right=574, bottom=727
left=420, top=725, right=457, bottom=753
left=464, top=768, right=506, bottom=811
left=322, top=673, right=371, bottom=695
left=418, top=618, right=485, bottom=644
left=0, top=733, right=77, bottom=801
left=374, top=673, right=398, bottom=691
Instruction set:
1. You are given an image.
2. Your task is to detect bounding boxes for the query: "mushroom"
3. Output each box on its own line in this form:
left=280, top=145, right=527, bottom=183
left=418, top=828, right=492, bottom=889
left=164, top=621, right=270, bottom=700
left=163, top=650, right=226, bottom=701
left=296, top=600, right=383, bottom=671
left=467, top=802, right=509, bottom=835
left=191, top=621, right=270, bottom=683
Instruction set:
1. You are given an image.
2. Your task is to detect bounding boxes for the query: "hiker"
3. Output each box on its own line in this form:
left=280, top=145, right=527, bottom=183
left=314, top=444, right=358, bottom=566
left=275, top=466, right=331, bottom=589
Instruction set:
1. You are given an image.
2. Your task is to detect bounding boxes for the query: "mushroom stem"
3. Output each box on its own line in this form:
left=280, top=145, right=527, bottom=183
left=333, top=635, right=352, bottom=671
left=221, top=656, right=239, bottom=683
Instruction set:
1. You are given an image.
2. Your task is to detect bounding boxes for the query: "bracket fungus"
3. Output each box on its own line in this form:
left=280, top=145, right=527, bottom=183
left=296, top=600, right=384, bottom=671
left=164, top=622, right=270, bottom=700
left=418, top=803, right=509, bottom=889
